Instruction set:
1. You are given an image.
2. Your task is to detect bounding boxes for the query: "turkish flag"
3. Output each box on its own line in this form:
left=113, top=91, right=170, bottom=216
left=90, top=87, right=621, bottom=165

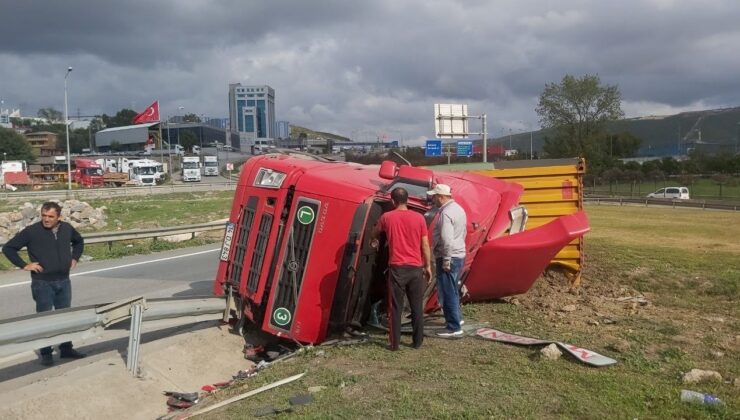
left=132, top=101, right=160, bottom=124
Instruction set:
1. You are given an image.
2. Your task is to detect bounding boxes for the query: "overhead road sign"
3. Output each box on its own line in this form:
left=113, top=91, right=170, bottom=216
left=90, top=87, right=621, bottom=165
left=425, top=140, right=442, bottom=157
left=457, top=141, right=473, bottom=157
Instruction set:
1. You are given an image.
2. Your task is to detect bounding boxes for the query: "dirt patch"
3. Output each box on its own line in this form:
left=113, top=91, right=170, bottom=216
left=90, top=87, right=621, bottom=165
left=0, top=321, right=251, bottom=420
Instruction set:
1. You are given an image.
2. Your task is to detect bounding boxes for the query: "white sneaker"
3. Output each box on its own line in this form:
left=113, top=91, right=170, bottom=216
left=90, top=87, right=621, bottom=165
left=436, top=329, right=464, bottom=338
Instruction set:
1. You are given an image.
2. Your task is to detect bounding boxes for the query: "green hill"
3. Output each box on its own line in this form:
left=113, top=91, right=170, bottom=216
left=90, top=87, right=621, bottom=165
left=493, top=106, right=740, bottom=157
left=290, top=125, right=350, bottom=142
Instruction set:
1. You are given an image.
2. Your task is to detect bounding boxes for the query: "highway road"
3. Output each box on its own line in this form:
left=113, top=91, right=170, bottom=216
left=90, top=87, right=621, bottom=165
left=0, top=243, right=222, bottom=320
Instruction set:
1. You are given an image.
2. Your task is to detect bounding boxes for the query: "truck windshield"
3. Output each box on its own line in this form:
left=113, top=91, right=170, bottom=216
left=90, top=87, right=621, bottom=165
left=204, top=162, right=218, bottom=167
left=183, top=162, right=198, bottom=169
left=387, top=181, right=430, bottom=200
left=82, top=168, right=103, bottom=176
left=137, top=167, right=157, bottom=175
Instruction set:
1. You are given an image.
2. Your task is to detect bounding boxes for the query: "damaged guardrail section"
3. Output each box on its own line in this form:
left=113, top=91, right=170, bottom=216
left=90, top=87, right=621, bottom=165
left=0, top=296, right=226, bottom=374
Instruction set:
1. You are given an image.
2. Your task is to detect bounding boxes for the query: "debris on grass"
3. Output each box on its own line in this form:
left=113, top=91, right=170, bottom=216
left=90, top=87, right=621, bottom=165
left=682, top=369, right=723, bottom=384
left=540, top=344, right=562, bottom=360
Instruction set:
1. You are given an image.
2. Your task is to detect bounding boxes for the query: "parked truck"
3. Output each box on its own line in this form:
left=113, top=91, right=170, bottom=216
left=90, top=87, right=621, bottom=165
left=73, top=158, right=105, bottom=188
left=181, top=156, right=201, bottom=182
left=213, top=150, right=589, bottom=345
left=203, top=155, right=219, bottom=176
left=94, top=157, right=164, bottom=186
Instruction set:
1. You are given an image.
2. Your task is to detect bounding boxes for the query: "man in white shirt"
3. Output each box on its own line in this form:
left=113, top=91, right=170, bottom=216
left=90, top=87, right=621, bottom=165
left=427, top=184, right=467, bottom=338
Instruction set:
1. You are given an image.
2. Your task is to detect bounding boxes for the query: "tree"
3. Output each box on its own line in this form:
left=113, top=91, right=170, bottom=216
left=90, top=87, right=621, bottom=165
left=37, top=107, right=63, bottom=122
left=183, top=113, right=201, bottom=123
left=179, top=130, right=197, bottom=150
left=607, top=132, right=642, bottom=158
left=101, top=109, right=138, bottom=128
left=537, top=74, right=624, bottom=158
left=0, top=127, right=35, bottom=162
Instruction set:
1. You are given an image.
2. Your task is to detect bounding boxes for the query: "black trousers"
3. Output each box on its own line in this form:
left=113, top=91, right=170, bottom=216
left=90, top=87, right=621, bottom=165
left=387, top=265, right=425, bottom=350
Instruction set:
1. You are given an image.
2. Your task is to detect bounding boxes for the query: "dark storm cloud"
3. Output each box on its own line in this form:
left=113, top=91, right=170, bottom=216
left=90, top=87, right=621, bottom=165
left=1, top=0, right=739, bottom=140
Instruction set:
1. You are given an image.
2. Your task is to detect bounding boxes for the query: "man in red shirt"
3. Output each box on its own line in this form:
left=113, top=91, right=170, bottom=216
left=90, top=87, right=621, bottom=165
left=371, top=187, right=432, bottom=350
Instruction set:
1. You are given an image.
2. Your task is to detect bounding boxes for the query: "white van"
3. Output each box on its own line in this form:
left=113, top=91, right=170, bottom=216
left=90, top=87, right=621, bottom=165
left=647, top=186, right=690, bottom=200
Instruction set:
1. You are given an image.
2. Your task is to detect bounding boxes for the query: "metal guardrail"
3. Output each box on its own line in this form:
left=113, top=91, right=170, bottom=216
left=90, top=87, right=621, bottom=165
left=0, top=296, right=227, bottom=374
left=0, top=220, right=228, bottom=248
left=0, top=182, right=236, bottom=201
left=584, top=197, right=740, bottom=211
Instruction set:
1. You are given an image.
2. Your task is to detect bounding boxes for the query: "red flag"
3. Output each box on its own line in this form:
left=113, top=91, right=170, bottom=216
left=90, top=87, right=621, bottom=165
left=132, top=101, right=160, bottom=124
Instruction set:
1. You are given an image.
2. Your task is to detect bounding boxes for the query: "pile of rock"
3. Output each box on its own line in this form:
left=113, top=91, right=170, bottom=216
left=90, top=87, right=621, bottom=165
left=0, top=200, right=107, bottom=243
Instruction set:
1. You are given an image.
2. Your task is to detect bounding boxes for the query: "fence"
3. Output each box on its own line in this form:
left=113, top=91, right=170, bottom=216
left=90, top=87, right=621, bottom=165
left=0, top=220, right=228, bottom=248
left=584, top=197, right=739, bottom=211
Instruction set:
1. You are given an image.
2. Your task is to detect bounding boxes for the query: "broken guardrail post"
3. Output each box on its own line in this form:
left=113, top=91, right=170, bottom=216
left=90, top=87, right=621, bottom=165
left=126, top=301, right=145, bottom=376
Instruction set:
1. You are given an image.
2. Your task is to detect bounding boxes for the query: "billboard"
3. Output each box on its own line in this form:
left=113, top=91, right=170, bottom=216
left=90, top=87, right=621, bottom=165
left=425, top=140, right=442, bottom=157
left=434, top=104, right=468, bottom=138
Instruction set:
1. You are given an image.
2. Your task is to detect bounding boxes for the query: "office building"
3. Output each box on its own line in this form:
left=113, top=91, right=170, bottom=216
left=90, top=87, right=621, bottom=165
left=275, top=120, right=290, bottom=139
left=228, top=84, right=275, bottom=143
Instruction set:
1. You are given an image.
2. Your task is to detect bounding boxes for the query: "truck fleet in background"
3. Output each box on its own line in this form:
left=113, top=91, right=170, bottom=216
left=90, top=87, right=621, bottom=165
left=1, top=151, right=220, bottom=190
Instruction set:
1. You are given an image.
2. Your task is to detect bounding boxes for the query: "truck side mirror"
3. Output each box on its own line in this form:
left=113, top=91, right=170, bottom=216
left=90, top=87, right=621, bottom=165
left=379, top=160, right=398, bottom=180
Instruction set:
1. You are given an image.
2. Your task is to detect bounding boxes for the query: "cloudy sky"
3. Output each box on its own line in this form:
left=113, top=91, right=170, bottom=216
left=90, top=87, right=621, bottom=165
left=1, top=0, right=739, bottom=144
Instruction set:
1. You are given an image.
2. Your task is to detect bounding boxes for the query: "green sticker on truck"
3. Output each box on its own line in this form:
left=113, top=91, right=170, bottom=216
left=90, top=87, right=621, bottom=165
left=272, top=307, right=292, bottom=326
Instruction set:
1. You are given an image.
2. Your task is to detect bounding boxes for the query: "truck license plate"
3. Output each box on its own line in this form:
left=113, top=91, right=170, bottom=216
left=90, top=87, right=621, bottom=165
left=220, top=222, right=235, bottom=261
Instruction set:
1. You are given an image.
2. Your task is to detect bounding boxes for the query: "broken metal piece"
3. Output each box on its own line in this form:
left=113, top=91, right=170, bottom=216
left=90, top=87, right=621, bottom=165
left=164, top=391, right=199, bottom=403
left=475, top=328, right=618, bottom=367
left=186, top=372, right=306, bottom=417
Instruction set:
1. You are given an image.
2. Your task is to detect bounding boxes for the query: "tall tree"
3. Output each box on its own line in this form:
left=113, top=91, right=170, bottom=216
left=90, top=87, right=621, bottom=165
left=37, top=107, right=63, bottom=122
left=0, top=127, right=35, bottom=162
left=536, top=74, right=624, bottom=158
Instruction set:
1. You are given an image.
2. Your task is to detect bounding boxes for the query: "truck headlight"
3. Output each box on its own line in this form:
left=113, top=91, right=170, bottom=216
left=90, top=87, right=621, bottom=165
left=254, top=168, right=286, bottom=188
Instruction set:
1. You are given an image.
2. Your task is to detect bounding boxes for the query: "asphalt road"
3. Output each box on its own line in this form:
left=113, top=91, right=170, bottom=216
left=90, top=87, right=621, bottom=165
left=0, top=243, right=222, bottom=320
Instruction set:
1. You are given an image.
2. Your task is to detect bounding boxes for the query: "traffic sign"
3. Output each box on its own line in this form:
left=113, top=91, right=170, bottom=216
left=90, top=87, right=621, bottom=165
left=457, top=141, right=473, bottom=157
left=226, top=162, right=234, bottom=171
left=425, top=140, right=442, bottom=157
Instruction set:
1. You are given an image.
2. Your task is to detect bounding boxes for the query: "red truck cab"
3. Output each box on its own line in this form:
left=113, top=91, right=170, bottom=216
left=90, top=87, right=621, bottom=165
left=73, top=158, right=105, bottom=188
left=214, top=152, right=589, bottom=344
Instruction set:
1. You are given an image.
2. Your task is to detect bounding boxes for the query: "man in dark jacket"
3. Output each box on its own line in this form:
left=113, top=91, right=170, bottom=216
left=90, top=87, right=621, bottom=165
left=2, top=201, right=86, bottom=366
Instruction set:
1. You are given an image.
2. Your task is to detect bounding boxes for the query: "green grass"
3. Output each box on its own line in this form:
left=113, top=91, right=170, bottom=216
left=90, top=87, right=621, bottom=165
left=2, top=193, right=738, bottom=418
left=588, top=177, right=740, bottom=200
left=0, top=191, right=234, bottom=271
left=196, top=205, right=739, bottom=419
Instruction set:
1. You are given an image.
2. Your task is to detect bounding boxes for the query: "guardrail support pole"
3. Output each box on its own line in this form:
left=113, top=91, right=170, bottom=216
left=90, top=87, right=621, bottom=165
left=126, top=302, right=144, bottom=376
left=702, top=200, right=706, bottom=210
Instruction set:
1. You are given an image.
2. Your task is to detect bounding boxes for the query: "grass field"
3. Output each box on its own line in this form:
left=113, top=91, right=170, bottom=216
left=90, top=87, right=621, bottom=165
left=195, top=205, right=739, bottom=419
left=1, top=194, right=738, bottom=417
left=0, top=191, right=234, bottom=271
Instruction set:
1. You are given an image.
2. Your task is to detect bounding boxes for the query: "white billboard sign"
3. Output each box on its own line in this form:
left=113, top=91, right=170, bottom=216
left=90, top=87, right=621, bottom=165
left=434, top=104, right=469, bottom=138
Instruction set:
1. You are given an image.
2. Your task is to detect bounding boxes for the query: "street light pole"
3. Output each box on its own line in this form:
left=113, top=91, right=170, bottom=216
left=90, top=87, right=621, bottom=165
left=64, top=66, right=73, bottom=190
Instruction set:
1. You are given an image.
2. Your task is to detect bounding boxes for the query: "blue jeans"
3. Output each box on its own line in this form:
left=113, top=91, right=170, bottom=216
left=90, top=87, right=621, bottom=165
left=31, top=279, right=73, bottom=355
left=436, top=257, right=464, bottom=331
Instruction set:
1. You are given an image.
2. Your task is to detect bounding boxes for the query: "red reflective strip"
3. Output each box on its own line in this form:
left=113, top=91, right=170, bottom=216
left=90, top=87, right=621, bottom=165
left=562, top=180, right=573, bottom=199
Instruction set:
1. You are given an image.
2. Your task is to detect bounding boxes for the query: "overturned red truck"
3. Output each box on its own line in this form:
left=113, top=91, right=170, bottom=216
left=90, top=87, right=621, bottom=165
left=214, top=152, right=589, bottom=344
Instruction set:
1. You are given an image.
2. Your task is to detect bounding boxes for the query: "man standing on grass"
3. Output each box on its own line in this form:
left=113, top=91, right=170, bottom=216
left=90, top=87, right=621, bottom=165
left=427, top=184, right=467, bottom=338
left=371, top=187, right=433, bottom=351
left=2, top=201, right=86, bottom=366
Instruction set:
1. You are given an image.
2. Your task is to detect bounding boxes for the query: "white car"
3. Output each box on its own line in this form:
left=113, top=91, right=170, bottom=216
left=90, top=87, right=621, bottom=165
left=647, top=186, right=690, bottom=200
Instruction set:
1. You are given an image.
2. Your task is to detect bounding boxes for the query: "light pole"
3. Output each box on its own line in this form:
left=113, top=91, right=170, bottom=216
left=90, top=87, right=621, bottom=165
left=64, top=66, right=73, bottom=190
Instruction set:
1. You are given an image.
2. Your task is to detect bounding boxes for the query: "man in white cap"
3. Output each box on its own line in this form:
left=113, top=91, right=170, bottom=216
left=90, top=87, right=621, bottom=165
left=427, top=183, right=467, bottom=337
